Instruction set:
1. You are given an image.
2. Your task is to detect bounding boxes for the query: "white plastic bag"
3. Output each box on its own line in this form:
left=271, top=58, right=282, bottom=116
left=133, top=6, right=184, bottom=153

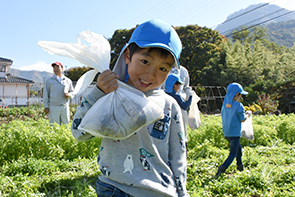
left=241, top=111, right=254, bottom=140
left=38, top=31, right=164, bottom=139
left=78, top=81, right=163, bottom=140
left=188, top=91, right=201, bottom=130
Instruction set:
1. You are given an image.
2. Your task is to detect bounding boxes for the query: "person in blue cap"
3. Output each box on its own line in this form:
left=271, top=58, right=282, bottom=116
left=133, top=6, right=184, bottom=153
left=72, top=19, right=189, bottom=196
left=165, top=74, right=192, bottom=111
left=216, top=82, right=249, bottom=176
left=165, top=74, right=192, bottom=146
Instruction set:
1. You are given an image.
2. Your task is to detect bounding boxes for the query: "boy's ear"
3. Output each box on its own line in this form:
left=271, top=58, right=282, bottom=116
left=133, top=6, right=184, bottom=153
left=124, top=48, right=130, bottom=64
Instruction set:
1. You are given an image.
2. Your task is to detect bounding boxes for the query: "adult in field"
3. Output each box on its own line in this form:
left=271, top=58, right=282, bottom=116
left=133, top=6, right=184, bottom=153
left=43, top=62, right=74, bottom=125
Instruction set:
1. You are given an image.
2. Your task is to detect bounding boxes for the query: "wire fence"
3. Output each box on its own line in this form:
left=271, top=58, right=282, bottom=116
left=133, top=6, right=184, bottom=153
left=0, top=83, right=96, bottom=107
left=0, top=82, right=95, bottom=121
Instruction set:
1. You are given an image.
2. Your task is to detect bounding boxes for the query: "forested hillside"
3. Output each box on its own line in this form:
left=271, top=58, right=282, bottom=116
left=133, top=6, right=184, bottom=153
left=265, top=20, right=295, bottom=48
left=215, top=3, right=295, bottom=36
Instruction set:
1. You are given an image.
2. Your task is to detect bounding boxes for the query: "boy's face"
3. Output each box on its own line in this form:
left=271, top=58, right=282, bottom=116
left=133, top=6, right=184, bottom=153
left=173, top=83, right=181, bottom=92
left=234, top=93, right=242, bottom=101
left=124, top=48, right=174, bottom=92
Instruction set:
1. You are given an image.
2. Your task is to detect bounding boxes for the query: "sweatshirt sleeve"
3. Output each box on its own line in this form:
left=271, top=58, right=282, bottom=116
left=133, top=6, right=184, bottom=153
left=181, top=67, right=193, bottom=98
left=43, top=78, right=50, bottom=108
left=71, top=86, right=106, bottom=141
left=68, top=79, right=75, bottom=99
left=237, top=103, right=247, bottom=121
left=168, top=102, right=188, bottom=196
left=172, top=92, right=193, bottom=111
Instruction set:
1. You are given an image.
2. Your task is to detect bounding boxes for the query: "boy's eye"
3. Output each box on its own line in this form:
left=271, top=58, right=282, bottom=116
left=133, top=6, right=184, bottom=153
left=159, top=67, right=168, bottom=72
left=141, top=59, right=149, bottom=65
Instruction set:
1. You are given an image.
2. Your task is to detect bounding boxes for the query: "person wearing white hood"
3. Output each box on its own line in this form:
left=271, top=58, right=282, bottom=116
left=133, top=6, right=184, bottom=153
left=71, top=19, right=189, bottom=197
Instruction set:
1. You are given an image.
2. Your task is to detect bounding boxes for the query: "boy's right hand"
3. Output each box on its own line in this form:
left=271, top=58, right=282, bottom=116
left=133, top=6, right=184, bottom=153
left=96, top=70, right=119, bottom=94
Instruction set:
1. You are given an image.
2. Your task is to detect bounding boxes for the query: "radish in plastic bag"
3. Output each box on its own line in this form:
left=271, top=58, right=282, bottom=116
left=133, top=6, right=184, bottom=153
left=241, top=111, right=254, bottom=140
left=78, top=81, right=163, bottom=140
left=188, top=92, right=201, bottom=130
left=38, top=31, right=164, bottom=139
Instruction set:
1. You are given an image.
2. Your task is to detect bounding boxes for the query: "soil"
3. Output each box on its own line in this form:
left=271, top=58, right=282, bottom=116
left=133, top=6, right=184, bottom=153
left=0, top=120, right=9, bottom=125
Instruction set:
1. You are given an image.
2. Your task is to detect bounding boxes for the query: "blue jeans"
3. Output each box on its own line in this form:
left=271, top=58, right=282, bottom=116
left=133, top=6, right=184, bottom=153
left=96, top=179, right=132, bottom=197
left=222, top=137, right=243, bottom=169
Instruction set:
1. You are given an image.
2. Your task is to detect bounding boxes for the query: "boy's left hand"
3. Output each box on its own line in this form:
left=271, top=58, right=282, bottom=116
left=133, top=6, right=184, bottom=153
left=64, top=93, right=70, bottom=99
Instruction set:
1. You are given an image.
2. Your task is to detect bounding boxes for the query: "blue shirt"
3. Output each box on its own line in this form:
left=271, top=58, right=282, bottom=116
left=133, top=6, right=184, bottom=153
left=221, top=101, right=247, bottom=137
left=165, top=90, right=192, bottom=111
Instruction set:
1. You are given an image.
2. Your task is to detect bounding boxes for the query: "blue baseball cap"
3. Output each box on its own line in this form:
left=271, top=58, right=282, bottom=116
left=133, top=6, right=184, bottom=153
left=223, top=82, right=248, bottom=108
left=127, top=19, right=182, bottom=69
left=227, top=83, right=248, bottom=95
left=164, top=74, right=184, bottom=93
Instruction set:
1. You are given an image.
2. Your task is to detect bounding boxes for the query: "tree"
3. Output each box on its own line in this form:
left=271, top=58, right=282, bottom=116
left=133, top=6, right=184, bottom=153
left=231, top=26, right=251, bottom=44
left=66, top=66, right=91, bottom=81
left=175, top=25, right=225, bottom=86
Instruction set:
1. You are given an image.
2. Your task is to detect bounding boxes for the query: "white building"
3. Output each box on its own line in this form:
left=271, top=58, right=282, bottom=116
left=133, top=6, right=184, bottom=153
left=0, top=57, right=34, bottom=106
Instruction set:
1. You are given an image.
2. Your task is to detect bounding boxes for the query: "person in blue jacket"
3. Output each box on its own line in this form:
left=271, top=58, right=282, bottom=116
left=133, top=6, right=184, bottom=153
left=216, top=82, right=249, bottom=176
left=164, top=74, right=192, bottom=111
left=164, top=74, right=192, bottom=145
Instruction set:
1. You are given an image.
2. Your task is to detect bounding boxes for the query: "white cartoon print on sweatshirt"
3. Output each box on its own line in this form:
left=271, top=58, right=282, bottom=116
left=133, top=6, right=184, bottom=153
left=123, top=154, right=134, bottom=174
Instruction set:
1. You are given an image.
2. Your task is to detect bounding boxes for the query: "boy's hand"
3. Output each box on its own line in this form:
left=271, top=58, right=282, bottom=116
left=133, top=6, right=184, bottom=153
left=64, top=93, right=70, bottom=99
left=96, top=70, right=119, bottom=94
left=44, top=108, right=49, bottom=114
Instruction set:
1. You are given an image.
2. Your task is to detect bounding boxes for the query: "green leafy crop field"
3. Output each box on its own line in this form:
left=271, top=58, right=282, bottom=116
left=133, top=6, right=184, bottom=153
left=0, top=114, right=294, bottom=196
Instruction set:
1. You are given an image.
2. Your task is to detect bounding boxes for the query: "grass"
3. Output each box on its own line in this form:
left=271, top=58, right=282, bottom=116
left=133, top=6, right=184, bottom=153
left=0, top=113, right=295, bottom=196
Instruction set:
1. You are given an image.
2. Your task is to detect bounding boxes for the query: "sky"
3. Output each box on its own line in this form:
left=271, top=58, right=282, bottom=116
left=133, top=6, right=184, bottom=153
left=1, top=0, right=295, bottom=73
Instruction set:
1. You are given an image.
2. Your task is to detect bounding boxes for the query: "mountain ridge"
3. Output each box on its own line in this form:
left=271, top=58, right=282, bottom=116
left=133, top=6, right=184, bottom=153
left=215, top=3, right=295, bottom=36
left=8, top=68, right=54, bottom=84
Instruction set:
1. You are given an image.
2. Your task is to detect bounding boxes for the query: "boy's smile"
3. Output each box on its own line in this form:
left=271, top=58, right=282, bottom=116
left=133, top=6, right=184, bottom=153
left=125, top=48, right=174, bottom=92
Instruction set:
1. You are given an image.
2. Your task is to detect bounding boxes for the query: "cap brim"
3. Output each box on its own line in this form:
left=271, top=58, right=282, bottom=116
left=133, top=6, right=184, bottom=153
left=241, top=91, right=248, bottom=95
left=133, top=41, right=180, bottom=69
left=51, top=63, right=63, bottom=67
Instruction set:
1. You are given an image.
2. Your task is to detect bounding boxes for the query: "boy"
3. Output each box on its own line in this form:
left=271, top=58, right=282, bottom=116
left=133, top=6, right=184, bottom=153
left=72, top=19, right=189, bottom=197
left=216, top=82, right=249, bottom=176
left=164, top=74, right=192, bottom=111
left=164, top=74, right=192, bottom=144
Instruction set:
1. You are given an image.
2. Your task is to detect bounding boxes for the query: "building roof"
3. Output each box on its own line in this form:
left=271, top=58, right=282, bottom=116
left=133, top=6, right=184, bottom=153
left=0, top=74, right=34, bottom=84
left=0, top=57, right=13, bottom=63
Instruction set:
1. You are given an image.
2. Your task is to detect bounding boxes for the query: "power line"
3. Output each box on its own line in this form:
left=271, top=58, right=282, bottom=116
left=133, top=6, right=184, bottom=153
left=220, top=8, right=286, bottom=35
left=120, top=0, right=182, bottom=29
left=119, top=0, right=172, bottom=29
left=170, top=0, right=225, bottom=26
left=210, top=2, right=272, bottom=30
left=219, top=3, right=269, bottom=25
left=225, top=10, right=294, bottom=37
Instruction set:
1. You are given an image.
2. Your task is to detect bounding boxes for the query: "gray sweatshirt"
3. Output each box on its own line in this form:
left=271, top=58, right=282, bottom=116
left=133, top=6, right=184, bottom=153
left=72, top=86, right=188, bottom=197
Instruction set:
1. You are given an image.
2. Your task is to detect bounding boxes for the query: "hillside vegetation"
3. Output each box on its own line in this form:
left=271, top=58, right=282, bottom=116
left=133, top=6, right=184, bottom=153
left=266, top=20, right=295, bottom=48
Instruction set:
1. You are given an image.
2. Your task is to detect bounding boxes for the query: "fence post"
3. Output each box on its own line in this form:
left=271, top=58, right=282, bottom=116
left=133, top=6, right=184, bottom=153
left=27, top=83, right=30, bottom=117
